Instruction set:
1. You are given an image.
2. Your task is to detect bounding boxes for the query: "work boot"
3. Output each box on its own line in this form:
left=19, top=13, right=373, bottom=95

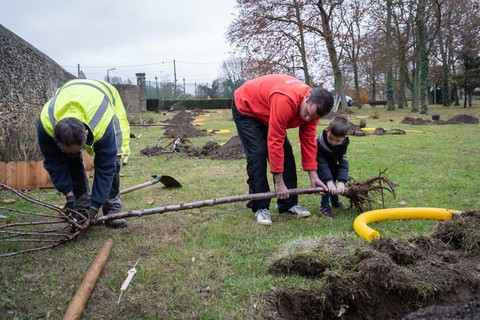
left=320, top=206, right=335, bottom=218
left=103, top=210, right=128, bottom=229
left=68, top=210, right=88, bottom=233
left=333, top=201, right=348, bottom=210
left=106, top=219, right=128, bottom=229
left=68, top=213, right=80, bottom=233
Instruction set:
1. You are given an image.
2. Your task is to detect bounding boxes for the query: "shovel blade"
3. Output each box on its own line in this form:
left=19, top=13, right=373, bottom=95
left=159, top=175, right=182, bottom=188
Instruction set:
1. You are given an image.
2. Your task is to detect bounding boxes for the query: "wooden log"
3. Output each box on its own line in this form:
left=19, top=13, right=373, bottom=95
left=62, top=239, right=114, bottom=320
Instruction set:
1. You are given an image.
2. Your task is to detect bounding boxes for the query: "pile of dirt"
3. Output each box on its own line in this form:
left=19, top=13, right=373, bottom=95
left=210, top=135, right=245, bottom=160
left=176, top=136, right=245, bottom=160
left=401, top=117, right=432, bottom=125
left=445, top=114, right=479, bottom=124
left=163, top=110, right=207, bottom=138
left=163, top=123, right=207, bottom=138
left=166, top=110, right=194, bottom=125
left=140, top=145, right=163, bottom=156
left=401, top=114, right=479, bottom=125
left=324, top=113, right=394, bottom=136
left=264, top=211, right=480, bottom=319
left=140, top=136, right=245, bottom=160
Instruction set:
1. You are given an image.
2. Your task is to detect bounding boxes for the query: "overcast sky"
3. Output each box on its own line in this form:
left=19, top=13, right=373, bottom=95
left=1, top=0, right=238, bottom=85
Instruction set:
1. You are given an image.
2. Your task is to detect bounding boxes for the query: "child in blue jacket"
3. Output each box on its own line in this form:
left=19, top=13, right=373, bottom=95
left=317, top=114, right=350, bottom=218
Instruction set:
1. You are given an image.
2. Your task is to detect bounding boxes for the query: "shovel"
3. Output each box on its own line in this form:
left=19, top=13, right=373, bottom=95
left=120, top=175, right=182, bottom=195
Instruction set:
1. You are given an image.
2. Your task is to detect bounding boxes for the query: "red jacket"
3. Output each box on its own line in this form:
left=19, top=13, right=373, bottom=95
left=234, top=74, right=319, bottom=173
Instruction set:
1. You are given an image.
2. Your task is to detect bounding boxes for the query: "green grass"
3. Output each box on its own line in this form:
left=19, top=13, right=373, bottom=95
left=1, top=104, right=479, bottom=319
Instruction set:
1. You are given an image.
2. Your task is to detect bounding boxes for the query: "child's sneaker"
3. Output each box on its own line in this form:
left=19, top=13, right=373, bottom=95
left=333, top=201, right=348, bottom=210
left=320, top=206, right=335, bottom=218
left=255, top=209, right=272, bottom=225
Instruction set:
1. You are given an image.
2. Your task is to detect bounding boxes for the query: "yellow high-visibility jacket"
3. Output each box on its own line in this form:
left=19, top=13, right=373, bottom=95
left=38, top=79, right=130, bottom=208
left=40, top=79, right=130, bottom=156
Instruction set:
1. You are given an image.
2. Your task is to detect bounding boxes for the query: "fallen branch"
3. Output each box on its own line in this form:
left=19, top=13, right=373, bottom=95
left=1, top=172, right=397, bottom=256
left=94, top=187, right=326, bottom=224
left=0, top=184, right=324, bottom=256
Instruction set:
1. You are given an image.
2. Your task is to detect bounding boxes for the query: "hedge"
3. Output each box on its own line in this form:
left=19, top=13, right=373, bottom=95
left=147, top=99, right=232, bottom=111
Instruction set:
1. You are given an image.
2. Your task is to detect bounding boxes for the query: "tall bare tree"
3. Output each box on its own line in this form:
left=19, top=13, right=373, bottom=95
left=313, top=0, right=349, bottom=111
left=386, top=0, right=395, bottom=110
left=358, top=31, right=386, bottom=102
left=416, top=0, right=427, bottom=113
left=392, top=0, right=417, bottom=109
left=227, top=0, right=318, bottom=84
left=338, top=0, right=369, bottom=109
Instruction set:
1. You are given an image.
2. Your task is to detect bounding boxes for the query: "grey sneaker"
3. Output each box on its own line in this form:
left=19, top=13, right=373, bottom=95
left=282, top=205, right=311, bottom=218
left=255, top=209, right=272, bottom=225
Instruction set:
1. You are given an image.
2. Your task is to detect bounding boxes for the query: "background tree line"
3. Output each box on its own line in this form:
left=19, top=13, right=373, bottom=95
left=222, top=0, right=480, bottom=114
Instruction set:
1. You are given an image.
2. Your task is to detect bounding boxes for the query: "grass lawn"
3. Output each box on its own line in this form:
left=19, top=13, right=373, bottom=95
left=1, top=103, right=479, bottom=319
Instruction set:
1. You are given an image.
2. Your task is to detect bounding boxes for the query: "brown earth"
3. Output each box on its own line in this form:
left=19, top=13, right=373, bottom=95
left=141, top=109, right=245, bottom=160
left=264, top=211, right=480, bottom=319
left=141, top=135, right=245, bottom=160
left=163, top=109, right=208, bottom=138
left=401, top=114, right=479, bottom=125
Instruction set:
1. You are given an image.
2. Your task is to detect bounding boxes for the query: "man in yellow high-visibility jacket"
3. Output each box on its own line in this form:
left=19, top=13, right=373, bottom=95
left=37, top=79, right=130, bottom=229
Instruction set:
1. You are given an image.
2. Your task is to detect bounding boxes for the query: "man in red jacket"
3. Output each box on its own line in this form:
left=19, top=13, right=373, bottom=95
left=233, top=74, right=334, bottom=225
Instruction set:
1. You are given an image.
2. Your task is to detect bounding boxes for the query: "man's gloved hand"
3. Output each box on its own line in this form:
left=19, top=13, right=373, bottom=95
left=88, top=207, right=99, bottom=219
left=63, top=195, right=76, bottom=211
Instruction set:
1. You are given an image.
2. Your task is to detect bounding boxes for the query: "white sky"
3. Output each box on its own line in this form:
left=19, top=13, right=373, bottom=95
left=0, top=0, right=238, bottom=85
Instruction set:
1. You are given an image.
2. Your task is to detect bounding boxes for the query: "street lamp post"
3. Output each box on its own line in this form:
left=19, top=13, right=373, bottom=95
left=107, top=68, right=116, bottom=83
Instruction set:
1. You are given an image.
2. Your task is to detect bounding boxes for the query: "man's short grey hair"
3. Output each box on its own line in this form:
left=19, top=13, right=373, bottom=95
left=54, top=118, right=86, bottom=146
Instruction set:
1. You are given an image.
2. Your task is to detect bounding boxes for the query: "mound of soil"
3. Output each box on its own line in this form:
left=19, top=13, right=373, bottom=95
left=140, top=145, right=163, bottom=156
left=166, top=110, right=194, bottom=125
left=163, top=110, right=207, bottom=138
left=140, top=136, right=245, bottom=160
left=401, top=114, right=479, bottom=125
left=210, top=135, right=245, bottom=160
left=163, top=123, right=208, bottom=138
left=401, top=117, right=432, bottom=125
left=265, top=211, right=480, bottom=319
left=445, top=114, right=479, bottom=124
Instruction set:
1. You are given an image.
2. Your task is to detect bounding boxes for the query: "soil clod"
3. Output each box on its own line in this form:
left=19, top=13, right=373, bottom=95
left=265, top=212, right=480, bottom=319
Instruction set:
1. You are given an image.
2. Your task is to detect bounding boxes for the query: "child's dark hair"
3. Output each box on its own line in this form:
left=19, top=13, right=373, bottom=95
left=328, top=114, right=350, bottom=137
left=54, top=118, right=86, bottom=146
left=307, top=88, right=334, bottom=117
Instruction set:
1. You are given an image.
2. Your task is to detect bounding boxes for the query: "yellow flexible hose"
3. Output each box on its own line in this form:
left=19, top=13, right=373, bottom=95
left=354, top=207, right=458, bottom=242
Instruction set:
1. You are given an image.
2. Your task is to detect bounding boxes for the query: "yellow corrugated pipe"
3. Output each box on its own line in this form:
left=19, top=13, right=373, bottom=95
left=354, top=207, right=459, bottom=242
